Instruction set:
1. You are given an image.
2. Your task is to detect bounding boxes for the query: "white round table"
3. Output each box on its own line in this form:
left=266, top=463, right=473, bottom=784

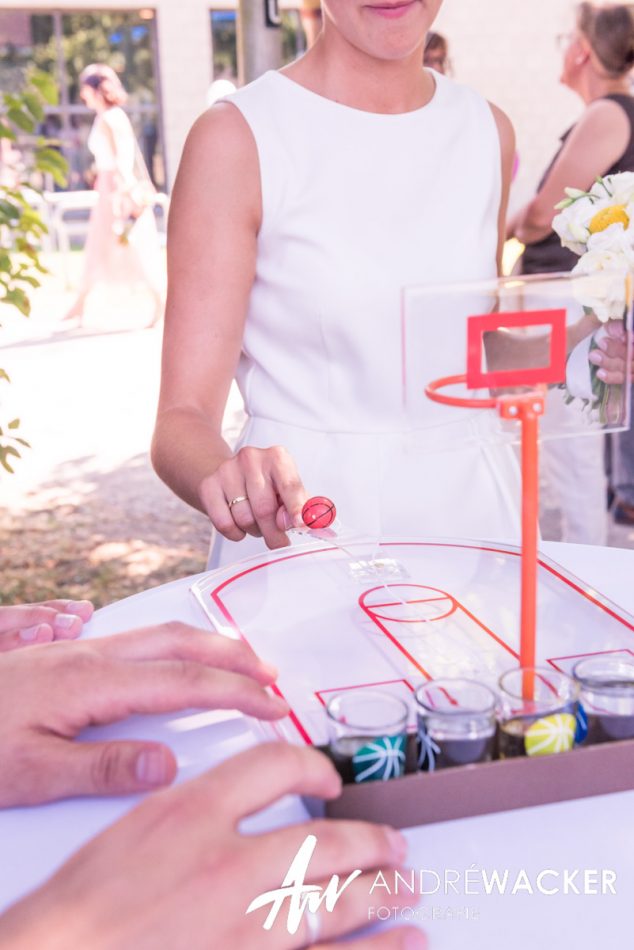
left=1, top=540, right=633, bottom=950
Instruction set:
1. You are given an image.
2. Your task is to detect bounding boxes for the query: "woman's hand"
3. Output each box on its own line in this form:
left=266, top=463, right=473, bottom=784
left=199, top=445, right=309, bottom=550
left=0, top=599, right=93, bottom=652
left=588, top=320, right=632, bottom=385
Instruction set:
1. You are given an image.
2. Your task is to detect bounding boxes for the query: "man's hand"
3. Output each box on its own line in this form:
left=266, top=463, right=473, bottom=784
left=0, top=622, right=288, bottom=806
left=0, top=745, right=426, bottom=950
left=0, top=599, right=93, bottom=651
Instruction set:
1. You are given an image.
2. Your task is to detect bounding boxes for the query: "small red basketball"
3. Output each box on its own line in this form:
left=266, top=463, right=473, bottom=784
left=301, top=495, right=336, bottom=529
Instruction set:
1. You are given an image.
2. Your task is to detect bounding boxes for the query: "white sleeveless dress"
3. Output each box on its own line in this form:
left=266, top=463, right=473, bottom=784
left=209, top=70, right=521, bottom=568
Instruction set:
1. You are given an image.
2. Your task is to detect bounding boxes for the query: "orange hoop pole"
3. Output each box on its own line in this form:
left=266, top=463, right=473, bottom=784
left=427, top=376, right=543, bottom=701
left=520, top=406, right=540, bottom=701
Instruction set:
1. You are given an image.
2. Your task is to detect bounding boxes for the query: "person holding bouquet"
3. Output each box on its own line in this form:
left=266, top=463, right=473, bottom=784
left=64, top=64, right=165, bottom=329
left=508, top=2, right=634, bottom=541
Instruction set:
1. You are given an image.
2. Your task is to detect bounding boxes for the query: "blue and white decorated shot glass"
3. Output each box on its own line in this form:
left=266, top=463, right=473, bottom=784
left=415, top=678, right=498, bottom=771
left=325, top=690, right=409, bottom=784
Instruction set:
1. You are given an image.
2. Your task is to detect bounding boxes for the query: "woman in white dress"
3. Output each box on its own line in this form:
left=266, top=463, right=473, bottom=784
left=65, top=64, right=164, bottom=327
left=152, top=0, right=519, bottom=567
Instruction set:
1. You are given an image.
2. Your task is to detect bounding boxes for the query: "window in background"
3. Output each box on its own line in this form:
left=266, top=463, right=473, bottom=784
left=0, top=8, right=165, bottom=190
left=210, top=8, right=306, bottom=86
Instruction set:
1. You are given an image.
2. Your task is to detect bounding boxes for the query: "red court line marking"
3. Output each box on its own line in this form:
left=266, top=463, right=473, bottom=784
left=360, top=584, right=458, bottom=624
left=367, top=595, right=453, bottom=610
left=381, top=542, right=634, bottom=633
left=211, top=547, right=337, bottom=746
left=548, top=648, right=634, bottom=672
left=455, top=601, right=519, bottom=660
left=315, top=679, right=415, bottom=706
left=358, top=603, right=434, bottom=680
left=361, top=582, right=518, bottom=660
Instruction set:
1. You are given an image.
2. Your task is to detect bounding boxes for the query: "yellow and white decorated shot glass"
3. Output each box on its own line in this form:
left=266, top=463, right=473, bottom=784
left=498, top=667, right=580, bottom=759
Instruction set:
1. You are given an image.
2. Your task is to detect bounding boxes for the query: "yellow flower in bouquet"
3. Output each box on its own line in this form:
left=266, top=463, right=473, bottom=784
left=553, top=173, right=633, bottom=426
left=553, top=173, right=634, bottom=323
left=553, top=172, right=634, bottom=260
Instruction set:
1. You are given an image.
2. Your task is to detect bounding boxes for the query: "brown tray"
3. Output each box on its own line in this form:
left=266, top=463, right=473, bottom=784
left=304, top=739, right=634, bottom=828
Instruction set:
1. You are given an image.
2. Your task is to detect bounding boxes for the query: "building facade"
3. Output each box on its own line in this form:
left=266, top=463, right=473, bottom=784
left=1, top=0, right=583, bottom=199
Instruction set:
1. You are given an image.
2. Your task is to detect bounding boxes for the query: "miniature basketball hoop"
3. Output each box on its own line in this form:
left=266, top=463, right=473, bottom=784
left=425, top=309, right=571, bottom=697
left=424, top=303, right=617, bottom=699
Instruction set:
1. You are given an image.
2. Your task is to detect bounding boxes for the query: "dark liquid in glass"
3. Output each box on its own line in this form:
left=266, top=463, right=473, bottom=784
left=433, top=734, right=496, bottom=769
left=497, top=719, right=528, bottom=758
left=585, top=712, right=634, bottom=744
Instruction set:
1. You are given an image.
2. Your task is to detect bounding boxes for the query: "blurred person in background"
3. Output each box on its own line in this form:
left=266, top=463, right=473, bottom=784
left=423, top=31, right=451, bottom=75
left=508, top=2, right=634, bottom=541
left=64, top=64, right=165, bottom=329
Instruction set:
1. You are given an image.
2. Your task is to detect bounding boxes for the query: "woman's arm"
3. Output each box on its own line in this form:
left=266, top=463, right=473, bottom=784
left=490, top=103, right=516, bottom=275
left=151, top=105, right=306, bottom=550
left=510, top=99, right=631, bottom=245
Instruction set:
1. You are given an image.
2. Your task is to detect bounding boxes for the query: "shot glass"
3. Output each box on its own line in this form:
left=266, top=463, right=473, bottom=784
left=414, top=678, right=498, bottom=771
left=325, top=689, right=409, bottom=784
left=572, top=655, right=634, bottom=744
left=498, top=667, right=579, bottom=758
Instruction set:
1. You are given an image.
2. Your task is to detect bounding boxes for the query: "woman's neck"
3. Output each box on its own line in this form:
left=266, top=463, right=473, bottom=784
left=282, top=33, right=435, bottom=114
left=578, top=70, right=631, bottom=104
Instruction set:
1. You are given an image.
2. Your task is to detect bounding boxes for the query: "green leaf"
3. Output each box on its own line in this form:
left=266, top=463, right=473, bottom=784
left=3, top=94, right=22, bottom=111
left=1, top=287, right=30, bottom=316
left=7, top=419, right=20, bottom=430
left=0, top=199, right=20, bottom=221
left=7, top=108, right=35, bottom=134
left=22, top=91, right=44, bottom=123
left=36, top=146, right=67, bottom=170
left=34, top=155, right=67, bottom=187
left=30, top=70, right=59, bottom=106
left=16, top=274, right=41, bottom=289
left=13, top=437, right=31, bottom=448
left=0, top=445, right=20, bottom=474
left=0, top=124, right=16, bottom=141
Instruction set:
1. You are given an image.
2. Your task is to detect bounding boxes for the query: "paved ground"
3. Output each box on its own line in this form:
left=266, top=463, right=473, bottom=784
left=0, top=253, right=244, bottom=607
left=1, top=252, right=632, bottom=608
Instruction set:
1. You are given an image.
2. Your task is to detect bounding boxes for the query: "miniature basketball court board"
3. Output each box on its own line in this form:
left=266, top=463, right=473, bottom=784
left=191, top=537, right=634, bottom=747
left=192, top=271, right=634, bottom=748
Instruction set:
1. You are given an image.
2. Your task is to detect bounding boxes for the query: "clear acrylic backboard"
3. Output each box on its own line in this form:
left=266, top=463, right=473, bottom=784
left=402, top=270, right=633, bottom=447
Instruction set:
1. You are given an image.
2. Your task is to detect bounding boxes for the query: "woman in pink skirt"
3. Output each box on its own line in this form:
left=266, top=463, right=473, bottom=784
left=64, top=64, right=164, bottom=328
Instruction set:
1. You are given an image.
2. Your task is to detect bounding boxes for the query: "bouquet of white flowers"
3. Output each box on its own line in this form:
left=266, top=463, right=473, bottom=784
left=551, top=172, right=632, bottom=425
left=553, top=172, right=634, bottom=320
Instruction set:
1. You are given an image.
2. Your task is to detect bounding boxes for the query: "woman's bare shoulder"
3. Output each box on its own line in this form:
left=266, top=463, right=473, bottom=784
left=487, top=101, right=515, bottom=153
left=184, top=102, right=258, bottom=169
left=574, top=97, right=631, bottom=138
left=171, top=102, right=261, bottom=230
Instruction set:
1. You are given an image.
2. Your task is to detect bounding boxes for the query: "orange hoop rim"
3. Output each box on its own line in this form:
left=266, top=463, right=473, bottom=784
left=424, top=374, right=497, bottom=409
